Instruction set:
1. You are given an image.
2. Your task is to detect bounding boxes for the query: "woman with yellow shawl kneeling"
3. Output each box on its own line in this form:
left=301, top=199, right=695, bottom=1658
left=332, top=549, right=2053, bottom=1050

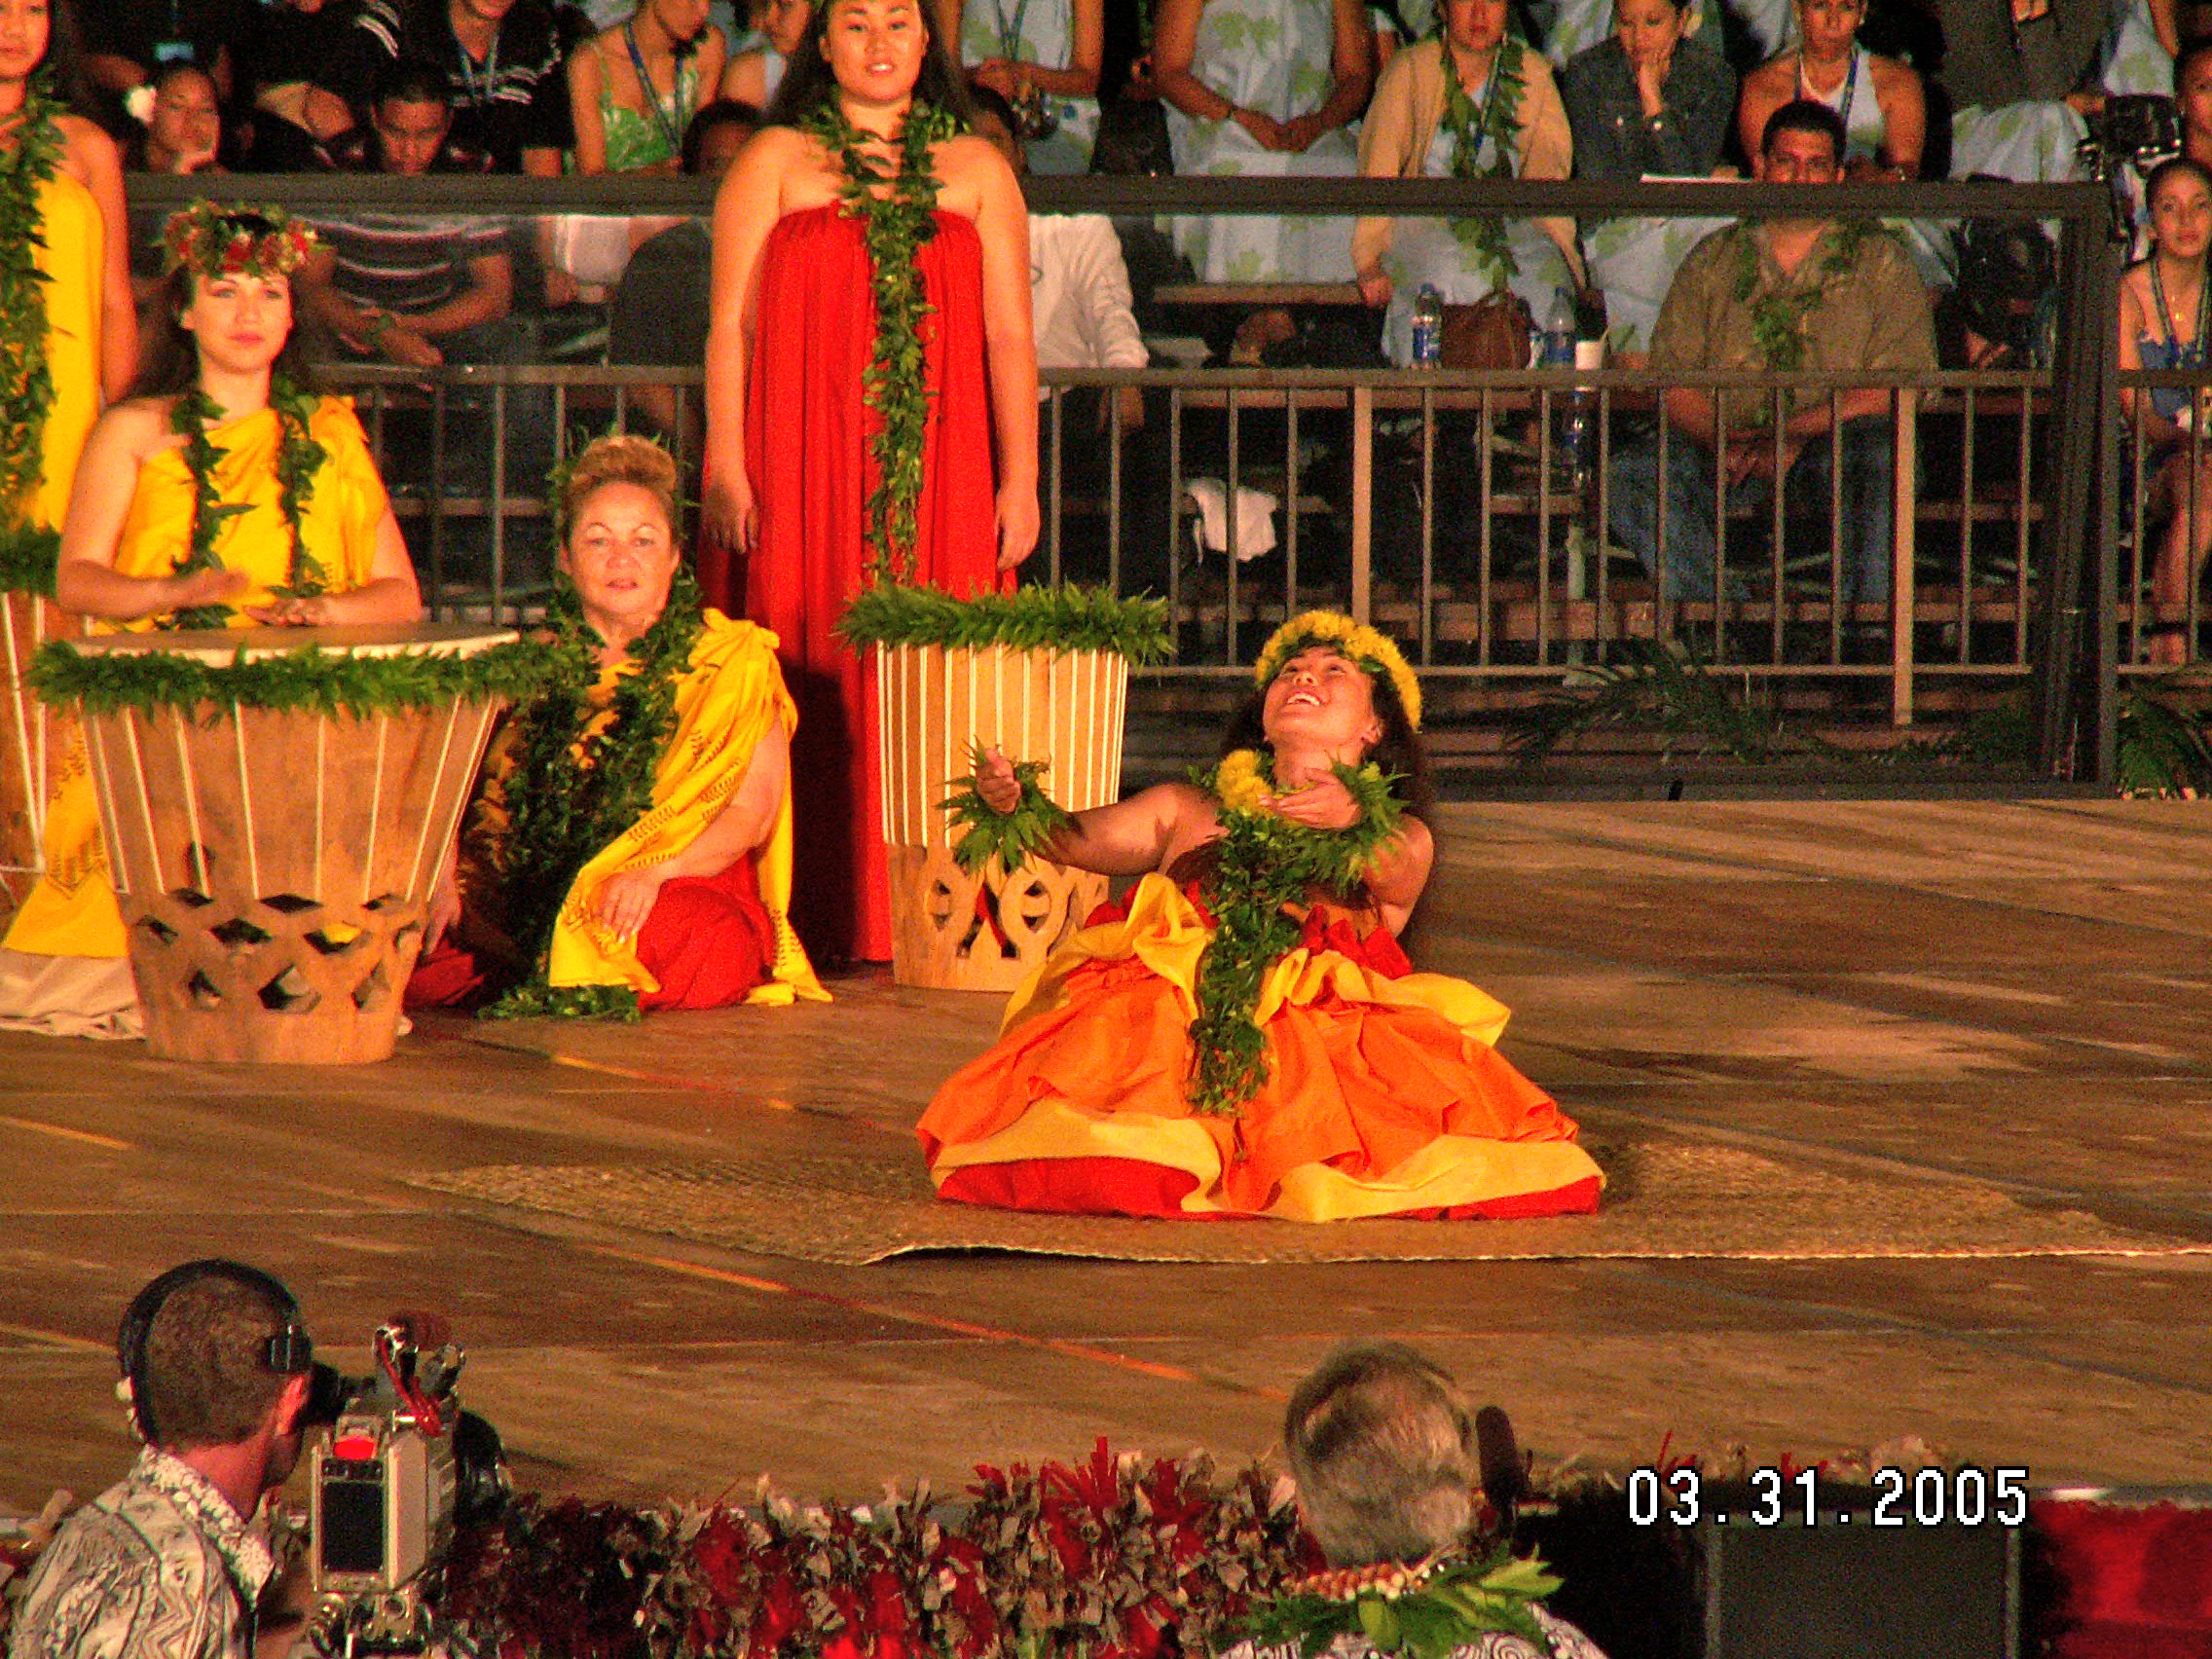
left=918, top=612, right=1603, bottom=1222
left=408, top=436, right=825, bottom=1018
left=0, top=203, right=422, bottom=1035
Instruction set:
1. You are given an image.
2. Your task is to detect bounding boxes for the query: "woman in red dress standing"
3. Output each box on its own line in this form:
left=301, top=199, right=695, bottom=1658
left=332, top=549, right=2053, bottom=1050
left=701, top=0, right=1039, bottom=966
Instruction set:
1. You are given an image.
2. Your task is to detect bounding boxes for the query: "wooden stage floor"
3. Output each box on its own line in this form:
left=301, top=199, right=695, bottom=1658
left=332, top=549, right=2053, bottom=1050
left=5, top=798, right=2212, bottom=1514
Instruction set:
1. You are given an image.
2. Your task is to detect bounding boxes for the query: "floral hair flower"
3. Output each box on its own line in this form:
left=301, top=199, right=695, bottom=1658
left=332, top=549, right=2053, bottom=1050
left=124, top=84, right=158, bottom=126
left=1253, top=610, right=1421, bottom=731
left=160, top=201, right=319, bottom=281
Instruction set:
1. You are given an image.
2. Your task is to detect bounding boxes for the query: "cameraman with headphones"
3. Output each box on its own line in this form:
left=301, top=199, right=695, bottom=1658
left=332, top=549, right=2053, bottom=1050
left=9, top=1260, right=318, bottom=1659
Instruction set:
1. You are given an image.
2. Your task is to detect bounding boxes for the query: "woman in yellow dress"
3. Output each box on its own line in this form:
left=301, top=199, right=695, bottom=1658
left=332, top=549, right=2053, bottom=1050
left=0, top=0, right=137, bottom=558
left=918, top=612, right=1604, bottom=1222
left=0, top=202, right=423, bottom=1033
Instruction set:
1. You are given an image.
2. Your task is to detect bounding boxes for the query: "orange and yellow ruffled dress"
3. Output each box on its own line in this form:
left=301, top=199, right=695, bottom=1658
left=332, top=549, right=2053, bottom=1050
left=917, top=870, right=1604, bottom=1222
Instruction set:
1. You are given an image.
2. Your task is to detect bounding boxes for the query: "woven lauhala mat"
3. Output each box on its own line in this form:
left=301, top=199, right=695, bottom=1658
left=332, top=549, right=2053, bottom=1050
left=404, top=1139, right=2212, bottom=1268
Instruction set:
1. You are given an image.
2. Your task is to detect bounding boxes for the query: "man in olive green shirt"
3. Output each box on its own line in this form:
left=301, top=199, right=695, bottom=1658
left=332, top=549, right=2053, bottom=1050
left=1608, top=98, right=1936, bottom=625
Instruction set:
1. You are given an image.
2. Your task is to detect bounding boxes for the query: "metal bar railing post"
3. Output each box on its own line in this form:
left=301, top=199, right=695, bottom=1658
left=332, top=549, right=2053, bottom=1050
left=1048, top=388, right=1064, bottom=585
left=1958, top=385, right=1976, bottom=667
left=1107, top=384, right=1124, bottom=594
left=1351, top=383, right=1374, bottom=625
left=1226, top=389, right=1241, bottom=660
left=1419, top=386, right=1434, bottom=666
left=1891, top=387, right=1918, bottom=727
left=1285, top=391, right=1301, bottom=617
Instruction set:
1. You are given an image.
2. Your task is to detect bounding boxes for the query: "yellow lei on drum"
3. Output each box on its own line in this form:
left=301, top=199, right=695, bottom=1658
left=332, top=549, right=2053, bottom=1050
left=5, top=397, right=388, bottom=959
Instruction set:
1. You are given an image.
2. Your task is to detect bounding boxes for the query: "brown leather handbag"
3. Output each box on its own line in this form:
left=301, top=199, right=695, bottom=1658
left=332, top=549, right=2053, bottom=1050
left=1440, top=291, right=1534, bottom=370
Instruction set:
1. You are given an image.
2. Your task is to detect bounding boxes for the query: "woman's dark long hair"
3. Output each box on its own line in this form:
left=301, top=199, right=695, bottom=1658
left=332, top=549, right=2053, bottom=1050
left=765, top=0, right=977, bottom=131
left=130, top=265, right=323, bottom=403
left=1216, top=662, right=1435, bottom=821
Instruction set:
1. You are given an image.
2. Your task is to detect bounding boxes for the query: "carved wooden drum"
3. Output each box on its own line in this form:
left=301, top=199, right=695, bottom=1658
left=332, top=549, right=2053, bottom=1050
left=50, top=624, right=522, bottom=1063
left=876, top=643, right=1129, bottom=991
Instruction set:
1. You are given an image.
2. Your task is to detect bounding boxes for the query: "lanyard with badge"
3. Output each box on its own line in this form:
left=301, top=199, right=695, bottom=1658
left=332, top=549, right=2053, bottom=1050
left=623, top=22, right=689, bottom=160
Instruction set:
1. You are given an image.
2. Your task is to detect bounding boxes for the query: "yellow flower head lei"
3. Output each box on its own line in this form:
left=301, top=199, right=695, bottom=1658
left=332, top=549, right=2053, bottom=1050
left=161, top=201, right=319, bottom=282
left=1253, top=610, right=1421, bottom=732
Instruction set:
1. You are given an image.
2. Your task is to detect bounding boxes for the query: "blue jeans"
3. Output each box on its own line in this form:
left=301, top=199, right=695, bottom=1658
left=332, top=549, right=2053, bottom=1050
left=1607, top=414, right=1897, bottom=611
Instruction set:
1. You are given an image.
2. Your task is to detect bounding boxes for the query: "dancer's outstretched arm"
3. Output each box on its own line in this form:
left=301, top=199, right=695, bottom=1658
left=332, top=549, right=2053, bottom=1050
left=971, top=745, right=1214, bottom=876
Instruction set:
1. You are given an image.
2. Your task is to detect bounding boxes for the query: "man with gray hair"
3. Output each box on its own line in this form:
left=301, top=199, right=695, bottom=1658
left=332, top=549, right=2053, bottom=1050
left=1234, top=1342, right=1605, bottom=1659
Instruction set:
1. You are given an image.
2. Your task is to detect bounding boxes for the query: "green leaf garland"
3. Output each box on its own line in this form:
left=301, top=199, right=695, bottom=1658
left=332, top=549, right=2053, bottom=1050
left=1187, top=752, right=1404, bottom=1116
left=26, top=633, right=556, bottom=719
left=800, top=98, right=962, bottom=581
left=1242, top=1548, right=1565, bottom=1659
left=835, top=581, right=1171, bottom=663
left=478, top=566, right=707, bottom=1022
left=941, top=745, right=1075, bottom=875
left=1733, top=218, right=1870, bottom=375
left=1437, top=35, right=1525, bottom=290
left=164, top=376, right=330, bottom=628
left=0, top=72, right=65, bottom=598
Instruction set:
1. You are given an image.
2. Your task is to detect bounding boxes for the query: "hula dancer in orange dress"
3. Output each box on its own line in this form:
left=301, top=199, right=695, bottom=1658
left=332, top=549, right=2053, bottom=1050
left=918, top=612, right=1604, bottom=1222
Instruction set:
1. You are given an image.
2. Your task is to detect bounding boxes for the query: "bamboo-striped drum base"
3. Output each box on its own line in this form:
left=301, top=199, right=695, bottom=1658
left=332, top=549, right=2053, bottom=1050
left=875, top=642, right=1129, bottom=991
left=62, top=625, right=513, bottom=1063
left=0, top=589, right=67, bottom=919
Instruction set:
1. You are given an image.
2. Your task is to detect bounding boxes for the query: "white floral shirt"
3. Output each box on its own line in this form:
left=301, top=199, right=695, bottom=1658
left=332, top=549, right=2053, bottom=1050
left=7, top=1450, right=276, bottom=1659
left=1223, top=1611, right=1608, bottom=1659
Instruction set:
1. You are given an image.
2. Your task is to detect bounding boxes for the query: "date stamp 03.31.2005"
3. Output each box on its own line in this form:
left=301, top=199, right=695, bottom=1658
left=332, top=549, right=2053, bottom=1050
left=1625, top=1466, right=2031, bottom=1530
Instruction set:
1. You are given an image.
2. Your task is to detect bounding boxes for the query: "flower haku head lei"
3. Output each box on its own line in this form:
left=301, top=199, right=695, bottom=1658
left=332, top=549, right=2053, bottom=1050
left=160, top=200, right=319, bottom=283
left=1254, top=609, right=1422, bottom=732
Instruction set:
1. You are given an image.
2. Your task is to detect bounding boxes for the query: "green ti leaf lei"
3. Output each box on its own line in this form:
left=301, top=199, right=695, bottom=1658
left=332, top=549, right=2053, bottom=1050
left=1187, top=751, right=1405, bottom=1116
left=801, top=97, right=963, bottom=583
left=1732, top=218, right=1870, bottom=375
left=941, top=745, right=1076, bottom=875
left=0, top=72, right=66, bottom=599
left=479, top=564, right=707, bottom=1022
left=164, top=376, right=330, bottom=629
left=1437, top=34, right=1525, bottom=291
left=1241, top=1548, right=1565, bottom=1659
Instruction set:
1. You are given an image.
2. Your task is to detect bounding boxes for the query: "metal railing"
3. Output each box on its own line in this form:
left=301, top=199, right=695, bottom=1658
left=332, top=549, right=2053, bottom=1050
left=129, top=170, right=2127, bottom=778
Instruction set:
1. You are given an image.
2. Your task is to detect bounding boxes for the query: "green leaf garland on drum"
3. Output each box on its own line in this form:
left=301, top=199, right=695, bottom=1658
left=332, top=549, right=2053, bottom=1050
left=800, top=97, right=962, bottom=582
left=479, top=565, right=708, bottom=1023
left=0, top=71, right=65, bottom=598
left=834, top=580, right=1171, bottom=662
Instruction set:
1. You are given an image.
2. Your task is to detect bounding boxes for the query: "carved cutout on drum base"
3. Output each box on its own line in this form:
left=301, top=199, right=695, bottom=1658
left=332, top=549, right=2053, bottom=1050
left=127, top=883, right=427, bottom=1062
left=887, top=843, right=1105, bottom=993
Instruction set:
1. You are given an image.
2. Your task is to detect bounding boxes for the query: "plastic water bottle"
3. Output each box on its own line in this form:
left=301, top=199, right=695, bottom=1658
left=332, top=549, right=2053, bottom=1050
left=1410, top=283, right=1444, bottom=366
left=1560, top=338, right=1604, bottom=488
left=1538, top=287, right=1576, bottom=372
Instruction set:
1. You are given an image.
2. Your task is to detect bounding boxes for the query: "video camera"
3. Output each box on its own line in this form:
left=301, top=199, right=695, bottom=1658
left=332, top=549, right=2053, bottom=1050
left=302, top=1316, right=508, bottom=1655
left=2077, top=92, right=2181, bottom=182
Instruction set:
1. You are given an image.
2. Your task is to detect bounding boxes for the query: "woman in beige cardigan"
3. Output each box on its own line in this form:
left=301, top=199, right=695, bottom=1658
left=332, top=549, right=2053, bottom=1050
left=1354, top=0, right=1583, bottom=364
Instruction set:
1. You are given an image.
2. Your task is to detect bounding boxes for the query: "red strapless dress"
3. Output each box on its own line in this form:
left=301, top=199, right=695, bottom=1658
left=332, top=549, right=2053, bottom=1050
left=731, top=203, right=1005, bottom=965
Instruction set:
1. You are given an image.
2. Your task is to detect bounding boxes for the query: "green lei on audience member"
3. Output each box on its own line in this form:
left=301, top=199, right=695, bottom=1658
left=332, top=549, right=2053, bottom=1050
left=481, top=565, right=706, bottom=1022
left=800, top=95, right=963, bottom=581
left=0, top=72, right=66, bottom=597
left=164, top=376, right=330, bottom=628
left=1437, top=33, right=1526, bottom=288
left=1733, top=217, right=1871, bottom=373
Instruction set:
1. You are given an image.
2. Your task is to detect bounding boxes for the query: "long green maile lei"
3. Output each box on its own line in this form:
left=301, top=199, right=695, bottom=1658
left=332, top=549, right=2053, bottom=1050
left=1436, top=33, right=1526, bottom=289
left=164, top=375, right=330, bottom=629
left=479, top=565, right=706, bottom=1022
left=1733, top=217, right=1870, bottom=374
left=1242, top=1547, right=1564, bottom=1659
left=1187, top=750, right=1404, bottom=1115
left=801, top=96, right=962, bottom=581
left=0, top=71, right=65, bottom=599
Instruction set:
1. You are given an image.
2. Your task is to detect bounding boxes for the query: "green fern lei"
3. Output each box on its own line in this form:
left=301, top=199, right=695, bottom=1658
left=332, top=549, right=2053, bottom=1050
left=0, top=73, right=65, bottom=596
left=1732, top=218, right=1870, bottom=374
left=1241, top=1549, right=1564, bottom=1659
left=801, top=98, right=963, bottom=583
left=1436, top=34, right=1525, bottom=289
left=941, top=746, right=1076, bottom=875
left=1187, top=757, right=1404, bottom=1117
left=478, top=566, right=706, bottom=1022
left=162, top=377, right=330, bottom=629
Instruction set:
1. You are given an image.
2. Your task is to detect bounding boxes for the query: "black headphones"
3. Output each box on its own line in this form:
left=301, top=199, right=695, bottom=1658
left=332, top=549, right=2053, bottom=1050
left=115, top=1260, right=313, bottom=1446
